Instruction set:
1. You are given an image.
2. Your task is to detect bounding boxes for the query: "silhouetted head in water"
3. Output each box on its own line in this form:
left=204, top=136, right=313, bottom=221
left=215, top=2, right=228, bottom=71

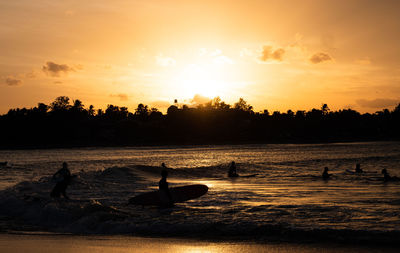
left=381, top=168, right=388, bottom=175
left=161, top=169, right=168, bottom=179
left=231, top=161, right=235, bottom=166
left=62, top=162, right=68, bottom=169
left=161, top=163, right=167, bottom=168
left=324, top=167, right=328, bottom=172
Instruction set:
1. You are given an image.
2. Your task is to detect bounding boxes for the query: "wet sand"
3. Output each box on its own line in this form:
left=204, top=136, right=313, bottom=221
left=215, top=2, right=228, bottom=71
left=0, top=234, right=398, bottom=253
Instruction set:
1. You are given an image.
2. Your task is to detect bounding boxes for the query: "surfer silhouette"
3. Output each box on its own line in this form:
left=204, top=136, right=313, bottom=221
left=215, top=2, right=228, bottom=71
left=381, top=169, right=399, bottom=182
left=355, top=163, right=363, bottom=173
left=322, top=167, right=330, bottom=180
left=159, top=169, right=173, bottom=204
left=161, top=163, right=168, bottom=169
left=50, top=162, right=72, bottom=199
left=228, top=161, right=239, bottom=177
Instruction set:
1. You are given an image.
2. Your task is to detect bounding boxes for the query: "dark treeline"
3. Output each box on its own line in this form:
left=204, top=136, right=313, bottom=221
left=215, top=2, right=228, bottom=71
left=1, top=96, right=400, bottom=148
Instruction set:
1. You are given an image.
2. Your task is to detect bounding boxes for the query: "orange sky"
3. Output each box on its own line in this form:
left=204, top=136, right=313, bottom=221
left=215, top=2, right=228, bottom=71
left=1, top=0, right=400, bottom=114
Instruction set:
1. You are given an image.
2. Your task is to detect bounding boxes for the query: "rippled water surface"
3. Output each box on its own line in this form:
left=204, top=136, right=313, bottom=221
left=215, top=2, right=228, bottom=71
left=0, top=142, right=399, bottom=243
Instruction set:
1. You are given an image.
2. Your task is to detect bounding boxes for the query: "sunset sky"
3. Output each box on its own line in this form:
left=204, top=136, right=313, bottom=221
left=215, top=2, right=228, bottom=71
left=1, top=0, right=400, bottom=114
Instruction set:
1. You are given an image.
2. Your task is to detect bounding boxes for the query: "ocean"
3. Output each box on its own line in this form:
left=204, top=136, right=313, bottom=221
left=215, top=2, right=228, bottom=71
left=0, top=142, right=399, bottom=245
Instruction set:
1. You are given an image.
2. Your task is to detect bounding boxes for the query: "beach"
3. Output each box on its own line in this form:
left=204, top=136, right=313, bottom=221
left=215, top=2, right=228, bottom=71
left=1, top=234, right=399, bottom=253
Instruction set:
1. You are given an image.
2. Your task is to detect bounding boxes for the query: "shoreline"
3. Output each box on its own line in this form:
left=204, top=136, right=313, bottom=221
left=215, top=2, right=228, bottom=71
left=1, top=226, right=400, bottom=249
left=0, top=139, right=398, bottom=151
left=1, top=233, right=399, bottom=253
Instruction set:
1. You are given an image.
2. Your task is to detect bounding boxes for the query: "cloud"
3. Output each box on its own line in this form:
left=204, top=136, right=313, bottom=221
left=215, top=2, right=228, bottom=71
left=110, top=93, right=129, bottom=101
left=310, top=52, right=332, bottom=64
left=74, top=64, right=84, bottom=70
left=5, top=77, right=22, bottom=86
left=240, top=48, right=253, bottom=57
left=356, top=98, right=399, bottom=108
left=213, top=55, right=234, bottom=65
left=25, top=71, right=37, bottom=78
left=42, top=61, right=75, bottom=77
left=156, top=55, right=176, bottom=67
left=190, top=94, right=211, bottom=105
left=198, top=48, right=233, bottom=65
left=259, top=46, right=285, bottom=62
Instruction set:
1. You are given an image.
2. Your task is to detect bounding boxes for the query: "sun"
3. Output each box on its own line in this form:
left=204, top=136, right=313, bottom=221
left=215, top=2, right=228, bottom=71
left=177, top=63, right=229, bottom=98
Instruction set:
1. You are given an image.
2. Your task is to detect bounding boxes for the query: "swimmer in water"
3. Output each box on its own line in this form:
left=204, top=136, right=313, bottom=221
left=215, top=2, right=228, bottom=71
left=228, top=161, right=239, bottom=177
left=355, top=163, right=363, bottom=173
left=322, top=167, right=330, bottom=180
left=381, top=169, right=400, bottom=182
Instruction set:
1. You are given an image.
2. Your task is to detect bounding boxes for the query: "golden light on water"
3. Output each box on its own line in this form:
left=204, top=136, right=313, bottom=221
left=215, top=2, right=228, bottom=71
left=181, top=249, right=212, bottom=253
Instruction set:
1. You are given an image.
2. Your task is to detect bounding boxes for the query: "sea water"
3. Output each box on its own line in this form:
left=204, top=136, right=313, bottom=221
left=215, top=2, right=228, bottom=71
left=0, top=142, right=399, bottom=244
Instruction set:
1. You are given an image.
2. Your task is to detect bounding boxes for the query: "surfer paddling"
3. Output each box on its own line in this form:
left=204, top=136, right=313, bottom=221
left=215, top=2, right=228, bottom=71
left=159, top=169, right=173, bottom=205
left=50, top=162, right=72, bottom=199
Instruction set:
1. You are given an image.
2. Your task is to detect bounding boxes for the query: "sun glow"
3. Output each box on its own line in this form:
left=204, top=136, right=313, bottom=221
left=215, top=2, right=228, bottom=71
left=176, top=60, right=232, bottom=99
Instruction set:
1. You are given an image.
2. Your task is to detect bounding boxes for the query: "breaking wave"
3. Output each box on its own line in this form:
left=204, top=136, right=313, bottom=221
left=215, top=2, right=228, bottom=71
left=1, top=164, right=399, bottom=245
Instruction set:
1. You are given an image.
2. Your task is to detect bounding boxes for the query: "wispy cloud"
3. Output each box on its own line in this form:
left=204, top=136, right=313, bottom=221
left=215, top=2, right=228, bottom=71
left=42, top=61, right=75, bottom=77
left=356, top=98, right=399, bottom=109
left=190, top=94, right=211, bottom=105
left=201, top=49, right=234, bottom=65
left=213, top=55, right=234, bottom=65
left=310, top=52, right=332, bottom=64
left=5, top=77, right=22, bottom=86
left=25, top=71, right=37, bottom=78
left=240, top=48, right=254, bottom=57
left=259, top=46, right=285, bottom=62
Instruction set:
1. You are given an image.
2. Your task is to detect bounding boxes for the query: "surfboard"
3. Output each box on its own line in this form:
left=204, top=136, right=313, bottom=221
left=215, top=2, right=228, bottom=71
left=240, top=173, right=258, bottom=178
left=228, top=173, right=258, bottom=178
left=129, top=184, right=208, bottom=206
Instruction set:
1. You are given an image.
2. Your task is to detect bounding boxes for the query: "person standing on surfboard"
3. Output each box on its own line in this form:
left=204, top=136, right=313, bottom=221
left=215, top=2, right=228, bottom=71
left=50, top=162, right=72, bottom=199
left=159, top=170, right=173, bottom=204
left=228, top=161, right=239, bottom=177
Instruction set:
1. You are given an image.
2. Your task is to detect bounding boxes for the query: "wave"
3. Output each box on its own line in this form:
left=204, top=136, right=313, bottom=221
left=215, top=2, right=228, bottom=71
left=0, top=166, right=399, bottom=245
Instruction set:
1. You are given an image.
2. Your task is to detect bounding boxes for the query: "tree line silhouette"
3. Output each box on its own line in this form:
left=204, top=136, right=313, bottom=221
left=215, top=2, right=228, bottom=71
left=1, top=96, right=399, bottom=148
